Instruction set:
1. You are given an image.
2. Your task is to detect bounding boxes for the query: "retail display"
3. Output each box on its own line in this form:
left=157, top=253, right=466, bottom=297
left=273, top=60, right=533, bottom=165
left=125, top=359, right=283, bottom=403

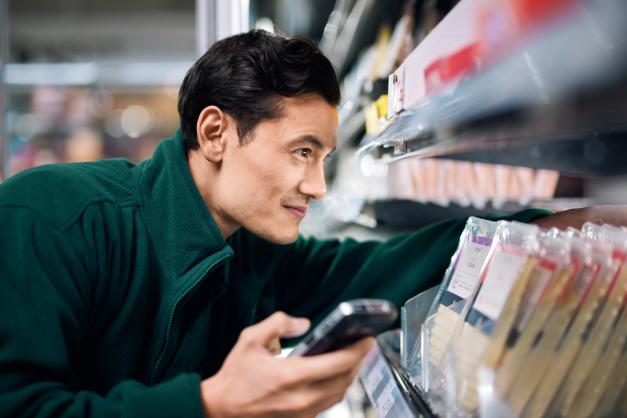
left=446, top=221, right=539, bottom=414
left=388, top=0, right=580, bottom=117
left=493, top=230, right=574, bottom=400
left=516, top=231, right=616, bottom=418
left=387, top=158, right=560, bottom=209
left=400, top=219, right=627, bottom=418
left=319, top=0, right=627, bottom=415
left=403, top=217, right=496, bottom=390
left=360, top=344, right=421, bottom=418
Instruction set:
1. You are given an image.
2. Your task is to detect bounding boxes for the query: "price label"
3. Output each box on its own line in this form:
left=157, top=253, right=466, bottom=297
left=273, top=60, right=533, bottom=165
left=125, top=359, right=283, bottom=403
left=448, top=241, right=491, bottom=299
left=474, top=251, right=528, bottom=320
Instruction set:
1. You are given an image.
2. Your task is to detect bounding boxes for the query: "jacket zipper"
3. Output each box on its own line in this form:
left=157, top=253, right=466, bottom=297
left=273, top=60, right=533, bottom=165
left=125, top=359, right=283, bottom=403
left=150, top=253, right=230, bottom=383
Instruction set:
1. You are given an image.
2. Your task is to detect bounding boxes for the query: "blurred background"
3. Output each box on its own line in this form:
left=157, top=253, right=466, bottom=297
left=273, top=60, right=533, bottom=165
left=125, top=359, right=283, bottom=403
left=2, top=0, right=196, bottom=175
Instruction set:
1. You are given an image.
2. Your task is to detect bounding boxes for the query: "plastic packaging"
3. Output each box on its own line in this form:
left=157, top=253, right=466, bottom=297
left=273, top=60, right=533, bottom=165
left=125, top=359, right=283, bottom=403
left=548, top=223, right=627, bottom=418
left=488, top=228, right=572, bottom=390
left=517, top=230, right=615, bottom=418
left=400, top=285, right=439, bottom=372
left=444, top=221, right=540, bottom=415
left=397, top=220, right=627, bottom=418
left=592, top=308, right=627, bottom=418
left=403, top=217, right=497, bottom=392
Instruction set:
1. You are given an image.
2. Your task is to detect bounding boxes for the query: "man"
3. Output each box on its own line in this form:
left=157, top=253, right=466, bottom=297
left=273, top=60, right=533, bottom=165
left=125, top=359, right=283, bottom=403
left=0, top=30, right=623, bottom=418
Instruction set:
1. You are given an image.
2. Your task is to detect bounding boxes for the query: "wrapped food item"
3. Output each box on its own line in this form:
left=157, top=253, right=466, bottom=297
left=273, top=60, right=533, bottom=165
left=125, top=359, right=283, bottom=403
left=551, top=223, right=627, bottom=418
left=406, top=217, right=497, bottom=392
left=577, top=292, right=627, bottom=418
left=446, top=221, right=540, bottom=414
left=494, top=229, right=576, bottom=396
left=519, top=231, right=616, bottom=418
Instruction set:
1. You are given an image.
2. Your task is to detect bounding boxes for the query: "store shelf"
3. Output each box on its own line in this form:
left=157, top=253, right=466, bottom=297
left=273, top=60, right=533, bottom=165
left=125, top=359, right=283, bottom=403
left=360, top=333, right=436, bottom=418
left=358, top=0, right=627, bottom=176
left=355, top=3, right=627, bottom=418
left=369, top=199, right=532, bottom=230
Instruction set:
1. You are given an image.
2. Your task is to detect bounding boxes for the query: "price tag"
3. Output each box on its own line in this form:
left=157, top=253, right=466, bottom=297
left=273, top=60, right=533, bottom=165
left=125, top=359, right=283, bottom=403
left=474, top=251, right=528, bottom=320
left=448, top=241, right=491, bottom=299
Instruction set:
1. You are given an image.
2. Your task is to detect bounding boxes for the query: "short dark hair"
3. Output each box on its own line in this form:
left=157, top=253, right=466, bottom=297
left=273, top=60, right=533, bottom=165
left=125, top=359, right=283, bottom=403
left=178, top=30, right=341, bottom=150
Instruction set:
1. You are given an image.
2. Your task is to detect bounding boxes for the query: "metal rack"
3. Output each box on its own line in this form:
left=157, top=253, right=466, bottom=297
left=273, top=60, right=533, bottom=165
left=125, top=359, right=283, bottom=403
left=358, top=0, right=627, bottom=177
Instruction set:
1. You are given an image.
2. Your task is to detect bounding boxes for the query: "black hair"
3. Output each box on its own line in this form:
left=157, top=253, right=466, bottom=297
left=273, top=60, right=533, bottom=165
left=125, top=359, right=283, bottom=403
left=178, top=29, right=341, bottom=150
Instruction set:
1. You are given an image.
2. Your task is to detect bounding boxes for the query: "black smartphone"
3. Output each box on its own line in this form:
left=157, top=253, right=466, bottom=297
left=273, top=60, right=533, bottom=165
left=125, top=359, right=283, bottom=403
left=289, top=299, right=398, bottom=357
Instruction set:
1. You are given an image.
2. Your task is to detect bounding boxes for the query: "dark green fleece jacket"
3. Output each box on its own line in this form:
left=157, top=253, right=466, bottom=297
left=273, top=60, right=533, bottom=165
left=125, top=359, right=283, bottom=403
left=0, top=130, right=549, bottom=417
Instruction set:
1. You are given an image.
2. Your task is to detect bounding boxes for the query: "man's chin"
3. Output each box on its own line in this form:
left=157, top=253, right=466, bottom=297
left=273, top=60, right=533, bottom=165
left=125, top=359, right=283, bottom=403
left=268, top=232, right=300, bottom=245
left=254, top=227, right=300, bottom=245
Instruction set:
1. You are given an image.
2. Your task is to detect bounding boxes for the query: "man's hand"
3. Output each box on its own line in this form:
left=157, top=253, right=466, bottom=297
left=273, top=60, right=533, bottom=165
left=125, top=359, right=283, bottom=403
left=532, top=205, right=627, bottom=230
left=200, top=311, right=374, bottom=418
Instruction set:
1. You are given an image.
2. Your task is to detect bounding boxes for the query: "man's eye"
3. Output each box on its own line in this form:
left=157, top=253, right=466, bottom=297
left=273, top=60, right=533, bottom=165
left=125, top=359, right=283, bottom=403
left=297, top=149, right=312, bottom=159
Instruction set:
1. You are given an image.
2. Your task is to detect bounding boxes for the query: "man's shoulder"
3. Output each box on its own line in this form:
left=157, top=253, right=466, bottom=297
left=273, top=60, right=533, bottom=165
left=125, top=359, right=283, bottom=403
left=0, top=160, right=140, bottom=227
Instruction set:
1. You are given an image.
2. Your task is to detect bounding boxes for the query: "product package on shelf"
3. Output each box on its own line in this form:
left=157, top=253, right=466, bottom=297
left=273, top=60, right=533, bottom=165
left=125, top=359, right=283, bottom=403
left=592, top=301, right=627, bottom=418
left=492, top=229, right=576, bottom=394
left=403, top=217, right=497, bottom=393
left=509, top=230, right=616, bottom=418
left=473, top=229, right=576, bottom=418
left=395, top=220, right=627, bottom=418
left=441, top=221, right=541, bottom=416
left=546, top=224, right=627, bottom=418
left=572, top=292, right=627, bottom=418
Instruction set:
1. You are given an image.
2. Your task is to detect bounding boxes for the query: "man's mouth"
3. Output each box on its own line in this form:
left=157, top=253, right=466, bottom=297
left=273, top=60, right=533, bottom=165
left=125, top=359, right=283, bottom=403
left=284, top=205, right=307, bottom=219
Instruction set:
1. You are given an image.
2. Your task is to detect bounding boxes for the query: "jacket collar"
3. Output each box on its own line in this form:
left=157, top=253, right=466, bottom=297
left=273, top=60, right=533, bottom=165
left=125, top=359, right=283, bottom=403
left=137, top=130, right=233, bottom=285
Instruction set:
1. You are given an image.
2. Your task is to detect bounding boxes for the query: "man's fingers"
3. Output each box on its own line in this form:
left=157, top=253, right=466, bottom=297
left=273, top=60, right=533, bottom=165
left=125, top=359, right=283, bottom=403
left=295, top=367, right=361, bottom=414
left=285, top=336, right=375, bottom=382
left=239, top=311, right=310, bottom=348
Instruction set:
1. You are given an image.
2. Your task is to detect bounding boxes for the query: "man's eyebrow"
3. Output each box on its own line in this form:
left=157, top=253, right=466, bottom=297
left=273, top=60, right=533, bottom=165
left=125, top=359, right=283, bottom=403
left=287, top=135, right=327, bottom=150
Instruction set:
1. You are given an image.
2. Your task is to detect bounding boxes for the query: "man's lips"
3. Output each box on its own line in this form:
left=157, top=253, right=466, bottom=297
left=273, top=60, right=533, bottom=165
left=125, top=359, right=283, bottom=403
left=284, top=205, right=307, bottom=219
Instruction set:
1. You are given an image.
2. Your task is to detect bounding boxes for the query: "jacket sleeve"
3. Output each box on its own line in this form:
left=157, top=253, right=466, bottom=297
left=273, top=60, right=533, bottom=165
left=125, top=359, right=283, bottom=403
left=0, top=207, right=204, bottom=418
left=271, top=208, right=552, bottom=325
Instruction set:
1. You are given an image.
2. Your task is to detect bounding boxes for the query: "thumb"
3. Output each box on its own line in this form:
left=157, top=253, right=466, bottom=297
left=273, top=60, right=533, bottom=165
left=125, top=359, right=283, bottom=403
left=243, top=312, right=310, bottom=347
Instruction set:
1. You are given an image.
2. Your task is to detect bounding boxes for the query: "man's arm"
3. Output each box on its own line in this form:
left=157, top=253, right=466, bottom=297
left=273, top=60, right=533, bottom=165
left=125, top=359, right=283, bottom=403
left=531, top=205, right=627, bottom=230
left=270, top=205, right=627, bottom=327
left=269, top=208, right=552, bottom=327
left=269, top=206, right=627, bottom=326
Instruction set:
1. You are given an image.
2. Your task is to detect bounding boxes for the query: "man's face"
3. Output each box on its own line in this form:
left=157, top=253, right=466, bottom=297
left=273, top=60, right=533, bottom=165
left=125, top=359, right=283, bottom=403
left=215, top=95, right=338, bottom=244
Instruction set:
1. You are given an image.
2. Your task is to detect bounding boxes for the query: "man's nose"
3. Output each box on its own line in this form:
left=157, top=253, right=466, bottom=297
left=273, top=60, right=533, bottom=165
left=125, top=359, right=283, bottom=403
left=299, top=163, right=327, bottom=200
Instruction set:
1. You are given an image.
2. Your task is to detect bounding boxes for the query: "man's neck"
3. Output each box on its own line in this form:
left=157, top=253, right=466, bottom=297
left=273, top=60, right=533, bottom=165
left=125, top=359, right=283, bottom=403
left=187, top=149, right=240, bottom=240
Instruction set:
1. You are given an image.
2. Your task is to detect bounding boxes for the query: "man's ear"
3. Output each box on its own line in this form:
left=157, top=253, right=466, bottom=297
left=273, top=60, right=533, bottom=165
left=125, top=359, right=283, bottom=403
left=196, top=106, right=230, bottom=163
